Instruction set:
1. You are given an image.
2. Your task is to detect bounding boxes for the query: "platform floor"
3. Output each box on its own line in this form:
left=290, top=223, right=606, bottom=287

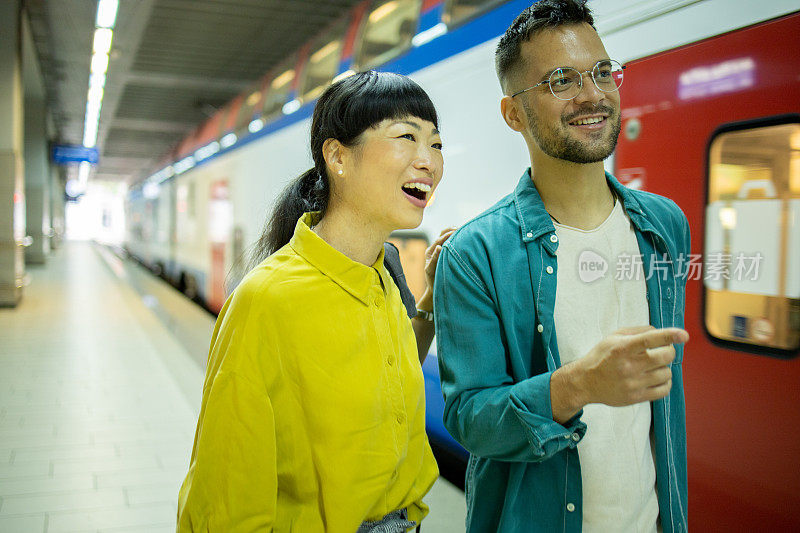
left=0, top=242, right=466, bottom=532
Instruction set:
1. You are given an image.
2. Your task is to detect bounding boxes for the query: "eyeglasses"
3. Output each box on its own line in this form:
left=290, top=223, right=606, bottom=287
left=511, top=59, right=625, bottom=101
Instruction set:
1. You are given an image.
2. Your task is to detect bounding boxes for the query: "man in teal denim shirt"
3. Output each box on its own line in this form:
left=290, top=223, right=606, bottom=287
left=433, top=1, right=690, bottom=532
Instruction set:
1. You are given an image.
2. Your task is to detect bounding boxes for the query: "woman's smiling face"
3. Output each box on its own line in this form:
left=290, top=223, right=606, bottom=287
left=335, top=116, right=443, bottom=233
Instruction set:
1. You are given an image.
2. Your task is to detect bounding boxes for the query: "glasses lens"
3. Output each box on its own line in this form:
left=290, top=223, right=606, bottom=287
left=549, top=68, right=582, bottom=100
left=593, top=60, right=624, bottom=92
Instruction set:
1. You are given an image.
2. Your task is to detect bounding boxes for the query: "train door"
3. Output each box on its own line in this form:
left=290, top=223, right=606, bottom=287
left=614, top=12, right=800, bottom=530
left=208, top=180, right=232, bottom=313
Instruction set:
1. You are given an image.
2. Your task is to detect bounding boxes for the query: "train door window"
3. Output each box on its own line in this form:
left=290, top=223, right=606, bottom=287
left=300, top=19, right=347, bottom=103
left=704, top=118, right=800, bottom=357
left=262, top=58, right=296, bottom=120
left=355, top=0, right=421, bottom=70
left=443, top=0, right=508, bottom=27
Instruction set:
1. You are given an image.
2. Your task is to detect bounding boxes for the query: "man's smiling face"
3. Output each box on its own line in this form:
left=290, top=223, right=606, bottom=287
left=514, top=22, right=622, bottom=164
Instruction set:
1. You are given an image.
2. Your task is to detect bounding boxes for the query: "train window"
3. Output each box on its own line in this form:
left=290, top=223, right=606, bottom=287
left=442, top=0, right=508, bottom=27
left=233, top=81, right=266, bottom=133
left=262, top=59, right=296, bottom=120
left=299, top=19, right=347, bottom=103
left=704, top=118, right=800, bottom=357
left=355, top=0, right=421, bottom=70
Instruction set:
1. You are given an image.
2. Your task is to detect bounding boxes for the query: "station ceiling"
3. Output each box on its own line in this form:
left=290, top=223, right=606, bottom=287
left=25, top=0, right=364, bottom=185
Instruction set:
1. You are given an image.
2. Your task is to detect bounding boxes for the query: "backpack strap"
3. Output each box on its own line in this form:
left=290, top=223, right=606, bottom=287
left=382, top=242, right=417, bottom=319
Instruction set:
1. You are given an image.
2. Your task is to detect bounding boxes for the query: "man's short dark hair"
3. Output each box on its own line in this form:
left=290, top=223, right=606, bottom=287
left=495, top=0, right=596, bottom=93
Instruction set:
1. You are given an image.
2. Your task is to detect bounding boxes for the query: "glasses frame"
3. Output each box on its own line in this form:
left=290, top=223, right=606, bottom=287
left=511, top=60, right=626, bottom=100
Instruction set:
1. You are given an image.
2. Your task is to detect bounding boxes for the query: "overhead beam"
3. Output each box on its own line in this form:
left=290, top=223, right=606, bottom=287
left=112, top=117, right=195, bottom=134
left=123, top=70, right=252, bottom=92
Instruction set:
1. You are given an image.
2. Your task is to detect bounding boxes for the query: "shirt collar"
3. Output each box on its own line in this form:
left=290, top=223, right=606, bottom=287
left=289, top=212, right=387, bottom=305
left=514, top=167, right=653, bottom=247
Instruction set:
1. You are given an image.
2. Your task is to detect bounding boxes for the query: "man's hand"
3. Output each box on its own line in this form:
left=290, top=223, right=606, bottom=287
left=579, top=326, right=688, bottom=406
left=551, top=326, right=689, bottom=424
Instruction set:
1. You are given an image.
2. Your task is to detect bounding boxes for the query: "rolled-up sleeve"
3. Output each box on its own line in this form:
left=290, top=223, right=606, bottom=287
left=434, top=243, right=585, bottom=462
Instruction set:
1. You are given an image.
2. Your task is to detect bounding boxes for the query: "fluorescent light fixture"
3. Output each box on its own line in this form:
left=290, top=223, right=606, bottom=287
left=412, top=23, right=446, bottom=47
left=96, top=0, right=119, bottom=29
left=220, top=133, right=237, bottom=148
left=83, top=121, right=99, bottom=148
left=369, top=1, right=397, bottom=23
left=91, top=52, right=109, bottom=74
left=282, top=99, right=301, bottom=115
left=93, top=28, right=113, bottom=54
left=332, top=69, right=355, bottom=83
left=89, top=73, right=106, bottom=89
left=87, top=85, right=104, bottom=106
left=248, top=118, right=264, bottom=133
left=311, top=41, right=339, bottom=63
left=271, top=69, right=294, bottom=89
left=77, top=161, right=91, bottom=185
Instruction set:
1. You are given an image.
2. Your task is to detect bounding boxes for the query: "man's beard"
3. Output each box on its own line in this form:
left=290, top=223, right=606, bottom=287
left=523, top=101, right=622, bottom=164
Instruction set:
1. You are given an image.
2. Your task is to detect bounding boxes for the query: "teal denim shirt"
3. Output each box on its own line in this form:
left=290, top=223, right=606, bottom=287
left=434, top=169, right=690, bottom=533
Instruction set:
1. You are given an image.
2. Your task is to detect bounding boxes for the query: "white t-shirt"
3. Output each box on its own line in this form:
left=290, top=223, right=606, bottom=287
left=553, top=198, right=659, bottom=533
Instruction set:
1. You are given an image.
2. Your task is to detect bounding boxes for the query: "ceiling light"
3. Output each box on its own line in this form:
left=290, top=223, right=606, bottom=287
left=91, top=53, right=109, bottom=74
left=96, top=0, right=119, bottom=29
left=93, top=28, right=113, bottom=54
left=77, top=161, right=91, bottom=185
left=89, top=73, right=106, bottom=89
left=87, top=85, right=104, bottom=106
left=83, top=122, right=99, bottom=148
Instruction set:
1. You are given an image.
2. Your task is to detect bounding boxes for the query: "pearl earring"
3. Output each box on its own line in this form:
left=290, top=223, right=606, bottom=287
left=338, top=169, right=343, bottom=175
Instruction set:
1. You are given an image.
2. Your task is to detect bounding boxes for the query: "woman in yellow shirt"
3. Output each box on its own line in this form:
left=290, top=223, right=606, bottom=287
left=177, top=71, right=446, bottom=532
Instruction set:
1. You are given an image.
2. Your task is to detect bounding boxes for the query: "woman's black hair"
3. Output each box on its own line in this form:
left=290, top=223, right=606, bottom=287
left=250, top=70, right=438, bottom=265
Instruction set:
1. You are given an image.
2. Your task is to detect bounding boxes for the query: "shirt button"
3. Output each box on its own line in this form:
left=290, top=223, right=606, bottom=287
left=537, top=324, right=544, bottom=333
left=571, top=433, right=581, bottom=442
left=550, top=234, right=558, bottom=243
left=374, top=296, right=382, bottom=307
left=396, top=414, right=404, bottom=424
left=546, top=266, right=554, bottom=274
left=666, top=288, right=673, bottom=299
left=526, top=232, right=533, bottom=238
left=387, top=357, right=393, bottom=366
left=566, top=503, right=576, bottom=512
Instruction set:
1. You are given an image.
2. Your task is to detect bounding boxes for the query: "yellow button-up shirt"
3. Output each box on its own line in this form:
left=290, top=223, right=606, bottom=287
left=177, top=213, right=438, bottom=532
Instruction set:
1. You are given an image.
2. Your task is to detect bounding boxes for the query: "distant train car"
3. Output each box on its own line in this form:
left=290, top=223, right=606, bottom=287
left=125, top=0, right=800, bottom=526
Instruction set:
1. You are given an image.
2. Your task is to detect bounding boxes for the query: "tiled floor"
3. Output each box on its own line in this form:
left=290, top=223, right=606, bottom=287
left=0, top=242, right=466, bottom=532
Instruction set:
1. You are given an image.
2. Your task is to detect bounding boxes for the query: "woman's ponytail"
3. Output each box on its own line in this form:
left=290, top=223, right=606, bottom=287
left=250, top=167, right=329, bottom=267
